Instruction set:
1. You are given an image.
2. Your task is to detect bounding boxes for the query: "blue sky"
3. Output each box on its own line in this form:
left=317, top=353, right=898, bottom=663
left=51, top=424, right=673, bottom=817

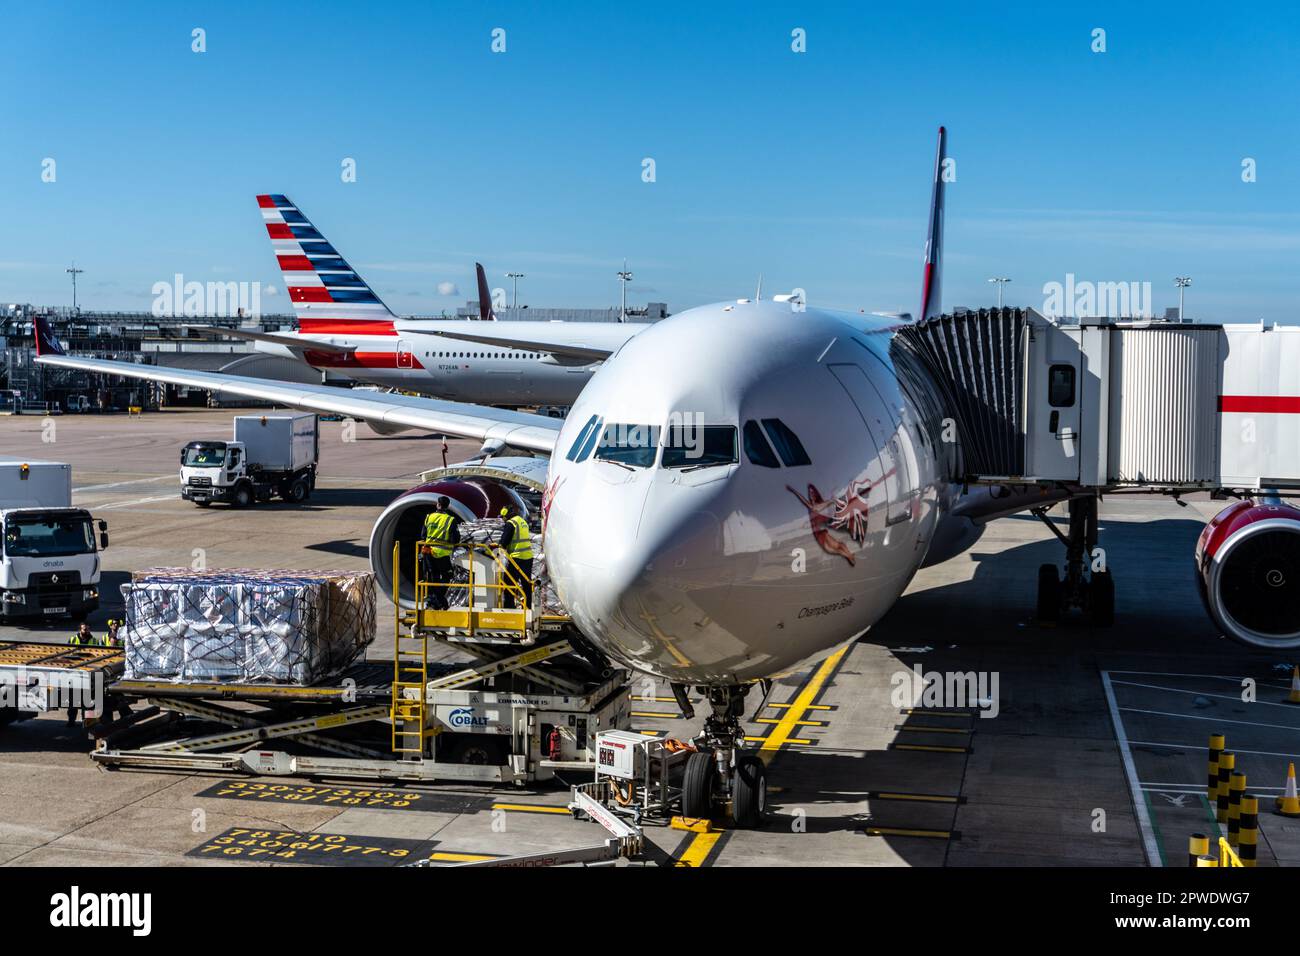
left=2, top=1, right=1298, bottom=321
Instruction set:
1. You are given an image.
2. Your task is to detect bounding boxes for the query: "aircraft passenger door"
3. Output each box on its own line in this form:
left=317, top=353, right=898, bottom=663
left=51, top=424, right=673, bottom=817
left=396, top=340, right=414, bottom=370
left=1025, top=326, right=1082, bottom=481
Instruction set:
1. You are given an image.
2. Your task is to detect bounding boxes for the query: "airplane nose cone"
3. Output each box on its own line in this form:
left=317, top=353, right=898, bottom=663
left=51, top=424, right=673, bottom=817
left=553, top=476, right=753, bottom=683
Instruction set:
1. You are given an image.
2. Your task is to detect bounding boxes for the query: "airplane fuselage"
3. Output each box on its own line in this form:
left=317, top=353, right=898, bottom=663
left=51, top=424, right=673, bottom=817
left=542, top=299, right=951, bottom=685
left=255, top=320, right=647, bottom=406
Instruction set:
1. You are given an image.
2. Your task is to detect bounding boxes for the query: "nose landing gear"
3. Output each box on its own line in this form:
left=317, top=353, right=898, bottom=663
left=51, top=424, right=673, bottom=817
left=678, top=683, right=768, bottom=829
left=1033, top=494, right=1114, bottom=626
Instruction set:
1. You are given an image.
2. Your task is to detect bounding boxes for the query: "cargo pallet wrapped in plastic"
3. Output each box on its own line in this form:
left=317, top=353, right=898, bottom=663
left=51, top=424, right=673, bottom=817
left=121, top=568, right=376, bottom=684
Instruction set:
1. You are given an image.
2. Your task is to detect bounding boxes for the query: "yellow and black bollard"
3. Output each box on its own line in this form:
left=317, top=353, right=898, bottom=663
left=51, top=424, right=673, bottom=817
left=1227, top=771, right=1247, bottom=846
left=1239, top=794, right=1258, bottom=867
left=1216, top=751, right=1235, bottom=824
left=1195, top=854, right=1218, bottom=867
left=1208, top=733, right=1225, bottom=803
left=1188, top=833, right=1209, bottom=868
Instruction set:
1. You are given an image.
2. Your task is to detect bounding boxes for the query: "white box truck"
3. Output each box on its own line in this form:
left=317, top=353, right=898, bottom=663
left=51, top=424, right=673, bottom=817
left=180, top=413, right=319, bottom=508
left=0, top=460, right=109, bottom=621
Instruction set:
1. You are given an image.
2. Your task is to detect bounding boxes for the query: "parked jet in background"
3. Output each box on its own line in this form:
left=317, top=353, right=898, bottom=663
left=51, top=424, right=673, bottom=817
left=190, top=196, right=650, bottom=407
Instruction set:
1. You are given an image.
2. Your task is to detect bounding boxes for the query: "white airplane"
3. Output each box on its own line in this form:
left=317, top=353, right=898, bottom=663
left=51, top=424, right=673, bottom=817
left=35, top=128, right=1300, bottom=827
left=189, top=196, right=649, bottom=409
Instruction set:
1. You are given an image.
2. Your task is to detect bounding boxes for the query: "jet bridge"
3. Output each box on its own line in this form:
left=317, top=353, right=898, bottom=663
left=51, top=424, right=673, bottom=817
left=898, top=309, right=1300, bottom=638
left=898, top=308, right=1300, bottom=493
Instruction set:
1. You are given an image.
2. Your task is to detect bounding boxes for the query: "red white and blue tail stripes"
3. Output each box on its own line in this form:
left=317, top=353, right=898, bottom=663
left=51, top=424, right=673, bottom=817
left=257, top=194, right=397, bottom=335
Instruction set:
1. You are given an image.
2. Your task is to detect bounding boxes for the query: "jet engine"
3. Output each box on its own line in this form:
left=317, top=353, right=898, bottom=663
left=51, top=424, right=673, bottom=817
left=1196, top=499, right=1300, bottom=649
left=367, top=420, right=415, bottom=436
left=370, top=477, right=529, bottom=608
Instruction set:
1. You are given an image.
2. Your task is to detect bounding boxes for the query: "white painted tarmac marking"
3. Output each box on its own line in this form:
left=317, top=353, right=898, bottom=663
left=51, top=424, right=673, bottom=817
left=93, top=494, right=178, bottom=511
left=1119, top=706, right=1300, bottom=733
left=1130, top=739, right=1300, bottom=763
left=1101, top=670, right=1162, bottom=867
left=1108, top=670, right=1292, bottom=691
left=1110, top=678, right=1300, bottom=709
left=72, top=475, right=172, bottom=494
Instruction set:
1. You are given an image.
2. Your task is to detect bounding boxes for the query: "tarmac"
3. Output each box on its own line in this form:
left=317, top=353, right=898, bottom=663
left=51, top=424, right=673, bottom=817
left=1, top=407, right=1297, bottom=867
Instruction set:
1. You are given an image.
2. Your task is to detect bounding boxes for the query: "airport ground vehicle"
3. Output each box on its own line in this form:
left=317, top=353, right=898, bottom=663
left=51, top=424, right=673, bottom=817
left=91, top=542, right=632, bottom=785
left=0, top=460, right=109, bottom=621
left=0, top=640, right=125, bottom=731
left=180, top=413, right=318, bottom=507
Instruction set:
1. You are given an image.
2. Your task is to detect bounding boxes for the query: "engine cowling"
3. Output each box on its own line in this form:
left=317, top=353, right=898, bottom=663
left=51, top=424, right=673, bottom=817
left=370, top=477, right=528, bottom=608
left=366, top=420, right=415, bottom=436
left=1196, top=499, right=1300, bottom=649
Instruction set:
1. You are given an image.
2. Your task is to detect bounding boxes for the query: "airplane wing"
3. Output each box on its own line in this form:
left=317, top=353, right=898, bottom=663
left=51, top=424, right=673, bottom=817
left=33, top=318, right=560, bottom=453
left=185, top=326, right=356, bottom=354
left=423, top=329, right=612, bottom=363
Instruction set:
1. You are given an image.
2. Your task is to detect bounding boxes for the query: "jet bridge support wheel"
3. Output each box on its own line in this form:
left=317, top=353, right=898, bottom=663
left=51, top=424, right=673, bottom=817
left=1090, top=570, right=1115, bottom=626
left=1036, top=564, right=1062, bottom=624
left=1033, top=495, right=1113, bottom=627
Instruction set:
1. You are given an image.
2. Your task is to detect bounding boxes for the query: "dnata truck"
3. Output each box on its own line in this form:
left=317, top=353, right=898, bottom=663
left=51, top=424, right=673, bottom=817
left=0, top=460, right=109, bottom=621
left=180, top=413, right=319, bottom=508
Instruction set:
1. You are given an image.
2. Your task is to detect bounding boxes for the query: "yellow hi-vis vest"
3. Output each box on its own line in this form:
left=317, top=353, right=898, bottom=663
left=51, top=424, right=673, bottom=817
left=506, top=514, right=533, bottom=560
left=423, top=511, right=455, bottom=558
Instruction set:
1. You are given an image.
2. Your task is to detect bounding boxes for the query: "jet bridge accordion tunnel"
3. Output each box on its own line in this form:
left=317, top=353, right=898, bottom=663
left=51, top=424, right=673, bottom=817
left=897, top=308, right=1300, bottom=649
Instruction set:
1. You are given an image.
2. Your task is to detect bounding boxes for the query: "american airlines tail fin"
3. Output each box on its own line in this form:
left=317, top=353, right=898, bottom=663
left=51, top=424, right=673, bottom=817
left=33, top=313, right=65, bottom=356
left=919, top=126, right=946, bottom=322
left=475, top=263, right=496, bottom=320
left=256, top=195, right=398, bottom=335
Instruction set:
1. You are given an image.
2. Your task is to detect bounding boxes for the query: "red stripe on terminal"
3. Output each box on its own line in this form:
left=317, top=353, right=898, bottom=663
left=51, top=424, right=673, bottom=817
left=290, top=287, right=334, bottom=303
left=277, top=255, right=315, bottom=272
left=1219, top=395, right=1300, bottom=414
left=266, top=223, right=294, bottom=239
left=256, top=195, right=276, bottom=208
left=297, top=319, right=396, bottom=335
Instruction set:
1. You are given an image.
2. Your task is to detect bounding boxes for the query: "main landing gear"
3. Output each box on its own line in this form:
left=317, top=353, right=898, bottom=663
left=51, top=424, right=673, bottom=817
left=1033, top=494, right=1114, bottom=626
left=678, top=684, right=768, bottom=829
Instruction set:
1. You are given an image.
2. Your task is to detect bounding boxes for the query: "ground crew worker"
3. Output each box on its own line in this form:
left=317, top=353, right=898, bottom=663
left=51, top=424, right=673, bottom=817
left=68, top=622, right=97, bottom=646
left=65, top=622, right=98, bottom=725
left=104, top=619, right=123, bottom=648
left=420, top=497, right=461, bottom=610
left=498, top=504, right=533, bottom=610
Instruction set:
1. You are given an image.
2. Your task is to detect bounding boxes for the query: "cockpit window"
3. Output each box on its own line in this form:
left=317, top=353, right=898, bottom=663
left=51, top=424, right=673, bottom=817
left=662, top=425, right=738, bottom=470
left=573, top=416, right=603, bottom=463
left=742, top=420, right=780, bottom=468
left=761, top=419, right=811, bottom=467
left=565, top=414, right=600, bottom=461
left=594, top=424, right=660, bottom=468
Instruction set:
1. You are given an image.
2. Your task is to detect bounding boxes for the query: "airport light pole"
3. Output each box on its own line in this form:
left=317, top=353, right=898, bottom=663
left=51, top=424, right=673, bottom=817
left=617, top=260, right=633, bottom=321
left=506, top=272, right=525, bottom=312
left=988, top=276, right=1011, bottom=309
left=1175, top=276, right=1192, bottom=322
left=67, top=262, right=84, bottom=313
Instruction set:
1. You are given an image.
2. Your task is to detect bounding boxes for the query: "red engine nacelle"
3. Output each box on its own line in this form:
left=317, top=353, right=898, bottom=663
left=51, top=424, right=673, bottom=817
left=369, top=477, right=528, bottom=608
left=1196, top=499, right=1300, bottom=649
